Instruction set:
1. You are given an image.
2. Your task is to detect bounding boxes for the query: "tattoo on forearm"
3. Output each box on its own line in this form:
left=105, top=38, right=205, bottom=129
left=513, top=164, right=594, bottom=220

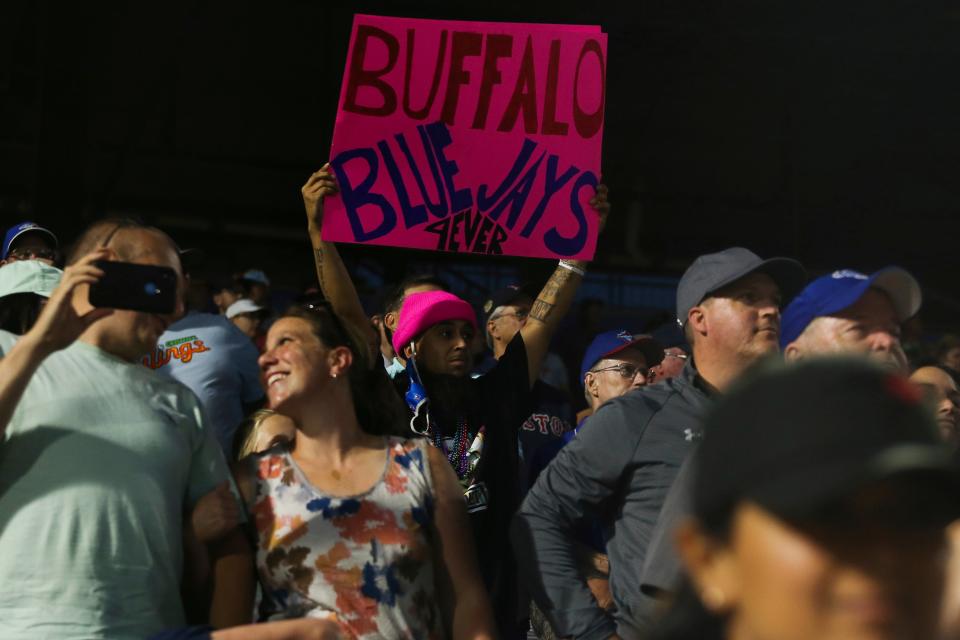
left=314, top=247, right=326, bottom=292
left=529, top=268, right=574, bottom=322
left=529, top=299, right=554, bottom=322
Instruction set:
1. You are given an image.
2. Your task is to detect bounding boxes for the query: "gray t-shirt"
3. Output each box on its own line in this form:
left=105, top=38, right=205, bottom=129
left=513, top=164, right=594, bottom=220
left=143, top=311, right=263, bottom=454
left=0, top=331, right=230, bottom=639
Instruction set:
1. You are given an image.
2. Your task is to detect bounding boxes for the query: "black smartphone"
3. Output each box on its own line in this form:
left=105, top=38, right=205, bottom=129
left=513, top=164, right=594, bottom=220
left=89, top=260, right=177, bottom=314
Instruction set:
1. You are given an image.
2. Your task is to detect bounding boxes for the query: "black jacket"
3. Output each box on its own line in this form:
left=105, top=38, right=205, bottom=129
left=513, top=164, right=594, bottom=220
left=511, top=363, right=712, bottom=640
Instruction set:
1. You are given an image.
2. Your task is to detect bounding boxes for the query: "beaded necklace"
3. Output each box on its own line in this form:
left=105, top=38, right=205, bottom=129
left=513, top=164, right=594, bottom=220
left=432, top=416, right=471, bottom=479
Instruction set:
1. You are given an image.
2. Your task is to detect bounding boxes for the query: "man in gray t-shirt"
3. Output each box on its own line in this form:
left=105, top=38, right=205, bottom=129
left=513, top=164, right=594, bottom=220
left=0, top=221, right=250, bottom=639
left=145, top=310, right=263, bottom=454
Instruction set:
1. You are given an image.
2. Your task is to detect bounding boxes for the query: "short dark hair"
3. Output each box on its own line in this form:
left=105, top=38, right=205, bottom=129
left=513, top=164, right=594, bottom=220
left=66, top=217, right=179, bottom=268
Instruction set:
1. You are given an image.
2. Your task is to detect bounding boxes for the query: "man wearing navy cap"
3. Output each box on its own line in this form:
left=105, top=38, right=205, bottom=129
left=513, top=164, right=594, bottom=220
left=1, top=221, right=59, bottom=266
left=781, top=267, right=921, bottom=373
left=513, top=247, right=806, bottom=640
left=580, top=330, right=663, bottom=417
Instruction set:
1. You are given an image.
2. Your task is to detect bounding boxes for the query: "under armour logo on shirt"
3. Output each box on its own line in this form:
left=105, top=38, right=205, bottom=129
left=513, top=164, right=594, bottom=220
left=684, top=428, right=702, bottom=442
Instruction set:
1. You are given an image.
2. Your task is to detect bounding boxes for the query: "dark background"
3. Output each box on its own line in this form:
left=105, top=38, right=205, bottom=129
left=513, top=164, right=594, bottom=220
left=2, top=1, right=959, bottom=327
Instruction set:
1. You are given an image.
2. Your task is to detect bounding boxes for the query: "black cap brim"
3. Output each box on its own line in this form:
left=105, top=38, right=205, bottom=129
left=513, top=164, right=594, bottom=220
left=747, top=444, right=960, bottom=525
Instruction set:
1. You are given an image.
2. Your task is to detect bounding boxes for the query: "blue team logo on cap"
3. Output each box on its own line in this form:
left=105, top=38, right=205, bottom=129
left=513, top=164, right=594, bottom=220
left=3, top=221, right=58, bottom=260
left=831, top=270, right=869, bottom=281
left=781, top=266, right=920, bottom=349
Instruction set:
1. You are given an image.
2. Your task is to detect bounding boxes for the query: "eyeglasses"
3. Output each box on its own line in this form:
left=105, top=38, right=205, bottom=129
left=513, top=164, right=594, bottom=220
left=492, top=309, right=529, bottom=322
left=590, top=363, right=650, bottom=380
left=8, top=247, right=58, bottom=262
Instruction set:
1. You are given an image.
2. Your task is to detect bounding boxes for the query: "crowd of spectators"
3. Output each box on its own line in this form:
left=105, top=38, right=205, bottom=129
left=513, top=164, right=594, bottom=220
left=1, top=168, right=960, bottom=640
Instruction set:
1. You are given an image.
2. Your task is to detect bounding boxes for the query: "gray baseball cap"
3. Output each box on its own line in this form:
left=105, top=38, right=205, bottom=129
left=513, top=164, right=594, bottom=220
left=676, top=247, right=806, bottom=327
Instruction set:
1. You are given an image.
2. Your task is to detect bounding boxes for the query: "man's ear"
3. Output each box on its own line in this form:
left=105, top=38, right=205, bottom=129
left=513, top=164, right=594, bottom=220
left=486, top=318, right=498, bottom=339
left=384, top=311, right=399, bottom=333
left=688, top=305, right=708, bottom=339
left=584, top=372, right=599, bottom=398
left=402, top=342, right=415, bottom=360
left=783, top=341, right=802, bottom=362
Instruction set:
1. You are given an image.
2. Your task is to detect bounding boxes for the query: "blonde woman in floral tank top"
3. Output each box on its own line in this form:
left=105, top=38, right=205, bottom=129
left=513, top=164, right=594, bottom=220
left=233, top=304, right=495, bottom=640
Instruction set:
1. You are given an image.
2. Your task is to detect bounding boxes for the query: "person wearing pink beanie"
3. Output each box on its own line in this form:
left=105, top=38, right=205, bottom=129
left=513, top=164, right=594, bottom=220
left=299, top=162, right=611, bottom=638
left=391, top=290, right=478, bottom=370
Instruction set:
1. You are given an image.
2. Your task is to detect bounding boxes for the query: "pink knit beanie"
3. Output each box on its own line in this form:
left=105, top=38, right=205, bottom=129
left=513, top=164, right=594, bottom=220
left=392, top=291, right=478, bottom=354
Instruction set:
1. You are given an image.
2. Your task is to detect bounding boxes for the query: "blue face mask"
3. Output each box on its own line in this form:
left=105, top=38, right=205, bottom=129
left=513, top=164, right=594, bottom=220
left=404, top=349, right=431, bottom=436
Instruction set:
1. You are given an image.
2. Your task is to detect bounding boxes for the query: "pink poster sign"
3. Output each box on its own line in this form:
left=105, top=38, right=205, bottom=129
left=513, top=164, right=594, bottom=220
left=323, top=14, right=607, bottom=260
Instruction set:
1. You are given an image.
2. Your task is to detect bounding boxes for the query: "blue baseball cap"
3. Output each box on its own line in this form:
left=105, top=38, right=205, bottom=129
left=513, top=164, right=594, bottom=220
left=780, top=267, right=922, bottom=348
left=580, top=330, right=665, bottom=386
left=2, top=222, right=58, bottom=260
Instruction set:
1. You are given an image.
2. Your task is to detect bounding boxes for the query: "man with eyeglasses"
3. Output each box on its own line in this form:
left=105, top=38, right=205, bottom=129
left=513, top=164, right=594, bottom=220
left=580, top=331, right=663, bottom=420
left=513, top=247, right=806, bottom=640
left=483, top=284, right=569, bottom=390
left=482, top=285, right=576, bottom=494
left=528, top=330, right=663, bottom=636
left=1, top=221, right=60, bottom=266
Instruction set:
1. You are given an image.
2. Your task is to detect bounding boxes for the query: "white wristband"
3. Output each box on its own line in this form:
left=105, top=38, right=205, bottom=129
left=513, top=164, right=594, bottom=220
left=558, top=260, right=586, bottom=277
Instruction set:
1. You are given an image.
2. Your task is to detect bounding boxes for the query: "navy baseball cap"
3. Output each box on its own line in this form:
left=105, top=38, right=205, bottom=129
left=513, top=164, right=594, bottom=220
left=2, top=221, right=58, bottom=260
left=580, top=330, right=665, bottom=385
left=676, top=247, right=806, bottom=328
left=780, top=267, right=922, bottom=348
left=483, top=284, right=533, bottom=320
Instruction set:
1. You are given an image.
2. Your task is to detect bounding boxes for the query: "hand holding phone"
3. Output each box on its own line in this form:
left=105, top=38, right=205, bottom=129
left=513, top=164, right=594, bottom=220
left=88, top=261, right=177, bottom=314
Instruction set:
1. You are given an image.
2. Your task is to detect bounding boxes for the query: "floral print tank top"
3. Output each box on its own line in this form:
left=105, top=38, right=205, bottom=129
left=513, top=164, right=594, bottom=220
left=251, top=437, right=443, bottom=639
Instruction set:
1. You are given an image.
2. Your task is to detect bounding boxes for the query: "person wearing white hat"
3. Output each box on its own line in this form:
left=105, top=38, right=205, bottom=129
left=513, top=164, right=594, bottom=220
left=226, top=298, right=267, bottom=340
left=0, top=259, right=63, bottom=334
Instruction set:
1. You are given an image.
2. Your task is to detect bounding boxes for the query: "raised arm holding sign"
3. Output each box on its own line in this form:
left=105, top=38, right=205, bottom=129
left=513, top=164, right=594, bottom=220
left=302, top=164, right=379, bottom=361
left=302, top=164, right=609, bottom=388
left=302, top=17, right=608, bottom=636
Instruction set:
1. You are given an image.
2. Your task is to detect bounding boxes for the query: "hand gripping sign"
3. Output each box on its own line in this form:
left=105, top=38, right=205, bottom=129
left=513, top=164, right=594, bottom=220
left=323, top=15, right=607, bottom=260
